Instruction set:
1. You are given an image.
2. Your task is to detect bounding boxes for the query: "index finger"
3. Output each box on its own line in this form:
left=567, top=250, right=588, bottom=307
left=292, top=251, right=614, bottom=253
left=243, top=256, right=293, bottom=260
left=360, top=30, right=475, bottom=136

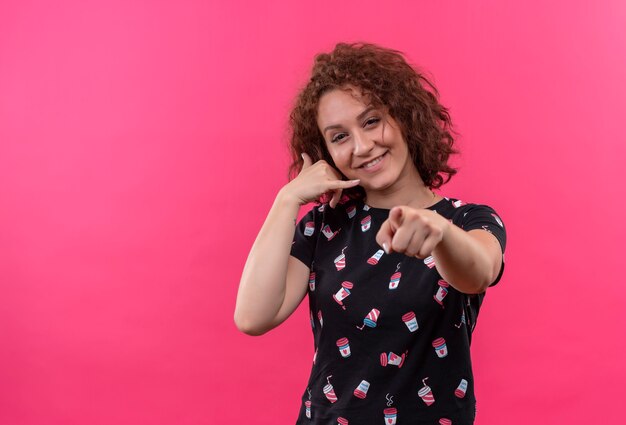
left=376, top=218, right=395, bottom=254
left=388, top=206, right=405, bottom=232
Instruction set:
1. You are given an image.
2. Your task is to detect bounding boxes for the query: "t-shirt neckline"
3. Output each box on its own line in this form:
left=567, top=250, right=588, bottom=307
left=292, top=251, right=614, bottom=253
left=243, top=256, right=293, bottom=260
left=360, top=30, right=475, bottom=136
left=362, top=197, right=448, bottom=212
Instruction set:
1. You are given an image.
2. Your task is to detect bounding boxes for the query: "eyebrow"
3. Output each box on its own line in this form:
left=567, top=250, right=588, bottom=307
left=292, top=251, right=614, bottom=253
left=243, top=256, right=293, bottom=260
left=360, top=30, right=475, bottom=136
left=323, top=106, right=377, bottom=135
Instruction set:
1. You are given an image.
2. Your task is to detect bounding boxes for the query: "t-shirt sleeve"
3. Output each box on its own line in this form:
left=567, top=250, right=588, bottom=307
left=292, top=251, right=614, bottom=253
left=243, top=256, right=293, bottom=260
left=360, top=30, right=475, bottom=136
left=290, top=206, right=319, bottom=269
left=457, top=203, right=507, bottom=287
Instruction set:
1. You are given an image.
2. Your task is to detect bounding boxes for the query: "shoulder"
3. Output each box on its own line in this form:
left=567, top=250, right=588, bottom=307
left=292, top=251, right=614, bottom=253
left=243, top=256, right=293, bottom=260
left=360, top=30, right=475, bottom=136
left=436, top=197, right=503, bottom=225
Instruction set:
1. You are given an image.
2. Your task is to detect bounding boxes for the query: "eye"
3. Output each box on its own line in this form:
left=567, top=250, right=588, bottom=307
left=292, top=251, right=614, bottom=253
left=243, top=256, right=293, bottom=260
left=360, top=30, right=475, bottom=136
left=331, top=133, right=348, bottom=143
left=365, top=117, right=380, bottom=127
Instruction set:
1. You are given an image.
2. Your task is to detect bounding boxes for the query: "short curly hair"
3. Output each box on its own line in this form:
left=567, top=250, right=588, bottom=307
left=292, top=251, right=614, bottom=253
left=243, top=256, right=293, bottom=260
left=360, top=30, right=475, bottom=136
left=287, top=42, right=459, bottom=204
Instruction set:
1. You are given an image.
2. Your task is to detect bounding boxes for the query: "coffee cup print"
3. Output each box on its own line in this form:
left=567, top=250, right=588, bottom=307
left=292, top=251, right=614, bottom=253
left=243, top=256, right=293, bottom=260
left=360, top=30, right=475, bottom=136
left=439, top=419, right=452, bottom=425
left=432, top=337, right=448, bottom=358
left=353, top=380, right=370, bottom=399
left=310, top=310, right=315, bottom=329
left=418, top=378, right=435, bottom=406
left=380, top=351, right=406, bottom=368
left=361, top=215, right=372, bottom=232
left=455, top=379, right=468, bottom=398
left=433, top=279, right=450, bottom=307
left=309, top=271, right=316, bottom=292
left=402, top=311, right=418, bottom=332
left=384, top=407, right=397, bottom=425
left=424, top=256, right=436, bottom=269
left=347, top=205, right=356, bottom=219
left=491, top=213, right=503, bottom=227
left=336, top=337, right=351, bottom=358
left=334, top=247, right=347, bottom=271
left=357, top=308, right=380, bottom=330
left=363, top=204, right=371, bottom=211
left=322, top=224, right=339, bottom=241
left=323, top=376, right=338, bottom=403
left=304, top=221, right=315, bottom=236
left=305, top=400, right=311, bottom=419
left=333, top=281, right=354, bottom=310
left=367, top=249, right=385, bottom=265
left=318, top=310, right=323, bottom=328
left=337, top=418, right=349, bottom=425
left=452, top=199, right=465, bottom=208
left=389, top=271, right=401, bottom=290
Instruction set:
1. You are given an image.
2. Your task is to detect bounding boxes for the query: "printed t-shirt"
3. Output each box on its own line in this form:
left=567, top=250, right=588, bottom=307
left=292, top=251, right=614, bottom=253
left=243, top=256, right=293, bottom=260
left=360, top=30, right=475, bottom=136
left=290, top=196, right=507, bottom=425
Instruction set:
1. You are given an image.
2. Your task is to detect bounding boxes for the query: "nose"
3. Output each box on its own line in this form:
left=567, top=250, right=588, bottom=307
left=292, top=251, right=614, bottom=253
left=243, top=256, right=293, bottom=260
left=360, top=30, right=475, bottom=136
left=352, top=129, right=375, bottom=156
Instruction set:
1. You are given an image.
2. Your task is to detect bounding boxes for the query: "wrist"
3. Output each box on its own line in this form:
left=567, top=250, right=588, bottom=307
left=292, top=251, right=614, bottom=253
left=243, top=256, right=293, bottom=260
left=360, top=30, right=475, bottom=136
left=277, top=187, right=303, bottom=208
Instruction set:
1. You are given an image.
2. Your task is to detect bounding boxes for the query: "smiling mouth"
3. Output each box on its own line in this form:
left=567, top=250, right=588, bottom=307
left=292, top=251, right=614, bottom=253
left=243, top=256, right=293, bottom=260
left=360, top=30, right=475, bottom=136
left=359, top=152, right=387, bottom=169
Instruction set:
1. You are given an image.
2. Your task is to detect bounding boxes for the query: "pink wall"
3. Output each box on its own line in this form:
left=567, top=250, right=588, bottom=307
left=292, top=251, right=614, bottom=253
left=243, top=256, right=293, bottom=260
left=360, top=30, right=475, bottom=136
left=1, top=1, right=625, bottom=423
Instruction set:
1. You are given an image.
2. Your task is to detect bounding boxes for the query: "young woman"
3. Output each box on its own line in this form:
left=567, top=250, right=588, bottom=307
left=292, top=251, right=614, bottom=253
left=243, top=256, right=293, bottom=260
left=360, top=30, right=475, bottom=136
left=235, top=42, right=507, bottom=425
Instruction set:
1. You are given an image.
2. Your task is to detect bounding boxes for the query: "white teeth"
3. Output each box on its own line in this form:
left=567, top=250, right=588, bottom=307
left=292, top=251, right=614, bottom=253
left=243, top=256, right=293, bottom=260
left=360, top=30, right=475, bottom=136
left=362, top=154, right=384, bottom=168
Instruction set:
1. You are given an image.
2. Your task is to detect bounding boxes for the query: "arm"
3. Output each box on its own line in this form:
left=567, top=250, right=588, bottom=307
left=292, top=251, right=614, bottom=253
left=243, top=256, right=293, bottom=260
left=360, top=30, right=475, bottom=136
left=234, top=190, right=308, bottom=336
left=234, top=153, right=361, bottom=335
left=376, top=206, right=504, bottom=295
left=432, top=225, right=503, bottom=294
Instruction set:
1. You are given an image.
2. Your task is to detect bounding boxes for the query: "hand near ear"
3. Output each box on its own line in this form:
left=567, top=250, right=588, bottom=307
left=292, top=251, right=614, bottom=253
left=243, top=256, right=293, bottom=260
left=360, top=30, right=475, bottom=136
left=281, top=152, right=360, bottom=208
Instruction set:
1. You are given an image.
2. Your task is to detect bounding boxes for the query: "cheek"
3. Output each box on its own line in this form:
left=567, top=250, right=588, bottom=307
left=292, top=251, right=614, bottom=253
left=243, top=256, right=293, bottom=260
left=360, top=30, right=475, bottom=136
left=328, top=146, right=350, bottom=166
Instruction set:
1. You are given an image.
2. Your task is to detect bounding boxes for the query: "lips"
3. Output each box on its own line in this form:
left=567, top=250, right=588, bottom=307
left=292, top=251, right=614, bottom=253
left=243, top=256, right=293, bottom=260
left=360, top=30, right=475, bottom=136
left=357, top=152, right=387, bottom=168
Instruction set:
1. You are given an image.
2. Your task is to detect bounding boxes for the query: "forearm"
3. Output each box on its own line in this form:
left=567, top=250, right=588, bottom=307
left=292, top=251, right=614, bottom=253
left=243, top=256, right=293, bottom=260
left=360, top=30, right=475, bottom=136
left=234, top=189, right=302, bottom=332
left=432, top=223, right=494, bottom=294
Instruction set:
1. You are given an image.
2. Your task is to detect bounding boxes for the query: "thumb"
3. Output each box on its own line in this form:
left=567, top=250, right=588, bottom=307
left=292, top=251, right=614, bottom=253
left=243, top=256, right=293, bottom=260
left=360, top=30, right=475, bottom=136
left=301, top=152, right=313, bottom=170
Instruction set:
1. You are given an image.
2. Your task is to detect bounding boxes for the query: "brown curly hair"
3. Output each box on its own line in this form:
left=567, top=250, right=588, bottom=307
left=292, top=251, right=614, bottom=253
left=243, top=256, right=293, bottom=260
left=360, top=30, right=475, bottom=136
left=287, top=42, right=459, bottom=204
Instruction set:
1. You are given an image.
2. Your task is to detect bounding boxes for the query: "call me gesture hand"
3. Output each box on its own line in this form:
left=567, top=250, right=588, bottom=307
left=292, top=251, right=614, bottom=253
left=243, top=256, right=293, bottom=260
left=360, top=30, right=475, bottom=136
left=283, top=152, right=361, bottom=208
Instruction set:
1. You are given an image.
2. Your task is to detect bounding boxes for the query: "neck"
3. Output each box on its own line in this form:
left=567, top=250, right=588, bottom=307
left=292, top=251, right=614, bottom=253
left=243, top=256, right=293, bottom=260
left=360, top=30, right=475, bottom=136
left=364, top=184, right=440, bottom=210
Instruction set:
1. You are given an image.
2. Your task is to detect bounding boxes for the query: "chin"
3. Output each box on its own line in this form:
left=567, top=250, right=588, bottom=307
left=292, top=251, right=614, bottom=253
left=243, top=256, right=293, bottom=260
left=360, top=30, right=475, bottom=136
left=361, top=177, right=395, bottom=191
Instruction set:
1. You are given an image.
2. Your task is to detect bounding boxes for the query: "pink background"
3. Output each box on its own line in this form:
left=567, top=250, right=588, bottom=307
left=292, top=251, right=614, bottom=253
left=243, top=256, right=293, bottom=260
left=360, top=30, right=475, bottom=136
left=1, top=1, right=625, bottom=423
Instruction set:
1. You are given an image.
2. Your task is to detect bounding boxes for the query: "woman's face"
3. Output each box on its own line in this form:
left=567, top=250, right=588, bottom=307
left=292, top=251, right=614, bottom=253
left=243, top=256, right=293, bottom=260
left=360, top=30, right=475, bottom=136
left=316, top=86, right=415, bottom=193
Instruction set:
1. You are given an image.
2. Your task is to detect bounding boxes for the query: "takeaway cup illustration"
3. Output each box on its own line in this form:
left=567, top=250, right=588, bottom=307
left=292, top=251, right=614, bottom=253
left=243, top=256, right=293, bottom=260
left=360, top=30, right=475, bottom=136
left=336, top=337, right=351, bottom=358
left=380, top=351, right=406, bottom=368
left=455, top=379, right=468, bottom=398
left=418, top=377, right=435, bottom=406
left=384, top=407, right=397, bottom=424
left=347, top=205, right=356, bottom=218
left=432, top=337, right=448, bottom=358
left=357, top=308, right=380, bottom=330
left=491, top=213, right=503, bottom=227
left=402, top=311, right=418, bottom=332
left=361, top=215, right=372, bottom=232
left=367, top=249, right=385, bottom=265
left=353, top=380, right=370, bottom=399
left=333, top=281, right=354, bottom=310
left=323, top=376, right=338, bottom=403
left=334, top=247, right=347, bottom=271
left=304, top=221, right=315, bottom=236
left=433, top=279, right=450, bottom=307
left=322, top=224, right=339, bottom=241
left=388, top=271, right=401, bottom=290
left=309, top=271, right=316, bottom=291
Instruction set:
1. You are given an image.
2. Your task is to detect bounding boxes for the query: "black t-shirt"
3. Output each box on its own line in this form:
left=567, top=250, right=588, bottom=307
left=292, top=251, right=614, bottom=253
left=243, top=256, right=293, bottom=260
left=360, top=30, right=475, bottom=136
left=290, top=197, right=507, bottom=425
